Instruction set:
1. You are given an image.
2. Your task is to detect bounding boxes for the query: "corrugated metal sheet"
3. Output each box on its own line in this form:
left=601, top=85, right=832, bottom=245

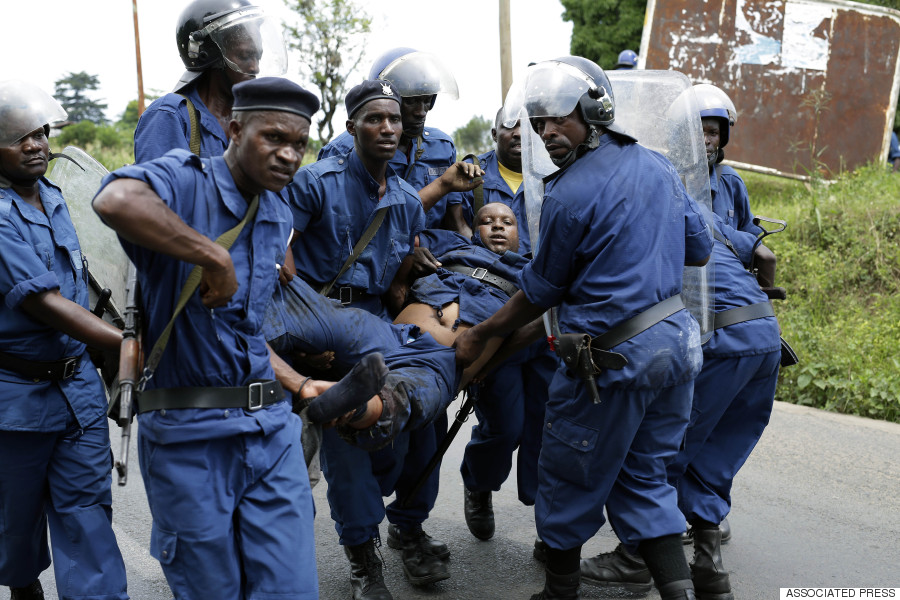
left=640, top=0, right=900, bottom=177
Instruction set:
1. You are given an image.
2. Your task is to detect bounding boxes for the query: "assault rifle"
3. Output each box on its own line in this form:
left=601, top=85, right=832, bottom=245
left=112, top=263, right=142, bottom=485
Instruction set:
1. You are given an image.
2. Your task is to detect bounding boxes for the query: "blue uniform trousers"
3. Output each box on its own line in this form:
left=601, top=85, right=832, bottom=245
left=0, top=411, right=128, bottom=599
left=138, top=412, right=317, bottom=600
left=536, top=371, right=693, bottom=553
left=668, top=351, right=780, bottom=525
left=461, top=340, right=556, bottom=505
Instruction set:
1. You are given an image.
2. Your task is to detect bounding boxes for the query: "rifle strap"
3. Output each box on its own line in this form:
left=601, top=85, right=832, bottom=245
left=142, top=195, right=260, bottom=383
left=181, top=96, right=202, bottom=156
left=402, top=135, right=426, bottom=180
left=319, top=206, right=388, bottom=297
left=461, top=153, right=484, bottom=215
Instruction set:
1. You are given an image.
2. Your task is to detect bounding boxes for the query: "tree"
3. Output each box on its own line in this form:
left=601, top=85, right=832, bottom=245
left=283, top=0, right=372, bottom=144
left=453, top=115, right=494, bottom=158
left=560, top=0, right=647, bottom=70
left=54, top=71, right=108, bottom=124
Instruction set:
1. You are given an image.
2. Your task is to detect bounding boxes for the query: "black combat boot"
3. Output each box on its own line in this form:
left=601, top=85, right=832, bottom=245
left=10, top=580, right=44, bottom=600
left=580, top=543, right=652, bottom=594
left=390, top=525, right=450, bottom=586
left=658, top=579, right=697, bottom=600
left=683, top=517, right=731, bottom=545
left=690, top=528, right=733, bottom=600
left=386, top=523, right=450, bottom=559
left=528, top=567, right=581, bottom=600
left=344, top=539, right=393, bottom=600
left=533, top=537, right=549, bottom=563
left=463, top=487, right=495, bottom=540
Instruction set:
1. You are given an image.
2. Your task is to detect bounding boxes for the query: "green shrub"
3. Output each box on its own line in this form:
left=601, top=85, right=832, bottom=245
left=745, top=164, right=900, bottom=422
left=58, top=120, right=97, bottom=146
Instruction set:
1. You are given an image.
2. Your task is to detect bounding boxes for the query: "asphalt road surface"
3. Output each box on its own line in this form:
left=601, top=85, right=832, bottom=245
left=17, top=400, right=900, bottom=599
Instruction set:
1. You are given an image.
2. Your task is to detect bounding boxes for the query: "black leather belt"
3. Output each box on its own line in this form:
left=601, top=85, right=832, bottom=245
left=713, top=302, right=775, bottom=330
left=445, top=265, right=519, bottom=297
left=593, top=294, right=685, bottom=350
left=138, top=380, right=285, bottom=414
left=326, top=286, right=373, bottom=306
left=0, top=350, right=80, bottom=381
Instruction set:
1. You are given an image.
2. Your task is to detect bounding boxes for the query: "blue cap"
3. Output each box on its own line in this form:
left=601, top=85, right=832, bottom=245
left=345, top=80, right=401, bottom=118
left=232, top=77, right=320, bottom=121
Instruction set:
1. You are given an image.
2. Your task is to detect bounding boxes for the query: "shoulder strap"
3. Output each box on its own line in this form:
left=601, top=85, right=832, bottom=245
left=403, top=135, right=426, bottom=180
left=180, top=95, right=202, bottom=156
left=319, top=206, right=389, bottom=296
left=461, top=153, right=484, bottom=215
left=141, top=195, right=260, bottom=386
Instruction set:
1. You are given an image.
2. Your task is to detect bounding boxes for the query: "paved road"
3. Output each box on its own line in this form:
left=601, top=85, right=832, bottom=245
left=18, top=400, right=900, bottom=599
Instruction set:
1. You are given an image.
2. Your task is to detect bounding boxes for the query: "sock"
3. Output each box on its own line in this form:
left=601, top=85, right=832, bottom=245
left=306, top=352, right=389, bottom=423
left=638, top=534, right=692, bottom=586
left=545, top=545, right=582, bottom=575
left=690, top=518, right=719, bottom=531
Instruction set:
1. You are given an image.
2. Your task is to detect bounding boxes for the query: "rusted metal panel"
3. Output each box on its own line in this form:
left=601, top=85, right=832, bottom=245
left=641, top=0, right=900, bottom=177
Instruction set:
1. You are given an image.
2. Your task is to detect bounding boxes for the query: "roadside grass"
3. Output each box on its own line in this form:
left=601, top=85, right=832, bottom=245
left=744, top=165, right=900, bottom=422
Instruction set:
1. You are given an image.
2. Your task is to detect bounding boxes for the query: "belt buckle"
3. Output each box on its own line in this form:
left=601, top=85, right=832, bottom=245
left=61, top=356, right=78, bottom=380
left=247, top=382, right=265, bottom=411
left=338, top=287, right=353, bottom=306
left=471, top=267, right=488, bottom=280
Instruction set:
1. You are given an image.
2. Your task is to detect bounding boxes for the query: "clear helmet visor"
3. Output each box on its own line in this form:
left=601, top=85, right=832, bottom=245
left=204, top=9, right=287, bottom=77
left=0, top=80, right=67, bottom=146
left=518, top=61, right=593, bottom=120
left=376, top=52, right=459, bottom=99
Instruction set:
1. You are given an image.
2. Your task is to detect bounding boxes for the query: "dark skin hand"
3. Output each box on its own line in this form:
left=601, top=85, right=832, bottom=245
left=454, top=290, right=546, bottom=368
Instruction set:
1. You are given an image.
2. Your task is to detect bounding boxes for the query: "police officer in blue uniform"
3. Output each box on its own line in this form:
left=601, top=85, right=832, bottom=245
left=455, top=57, right=713, bottom=600
left=318, top=48, right=476, bottom=234
left=93, top=78, right=328, bottom=600
left=0, top=81, right=129, bottom=600
left=580, top=215, right=782, bottom=600
left=461, top=110, right=532, bottom=253
left=134, top=0, right=288, bottom=162
left=289, top=80, right=480, bottom=598
left=616, top=49, right=639, bottom=69
left=695, top=84, right=766, bottom=267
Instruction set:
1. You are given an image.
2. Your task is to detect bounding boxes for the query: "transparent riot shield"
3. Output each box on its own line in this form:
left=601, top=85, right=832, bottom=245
left=607, top=70, right=715, bottom=341
left=49, top=147, right=129, bottom=322
left=508, top=68, right=715, bottom=341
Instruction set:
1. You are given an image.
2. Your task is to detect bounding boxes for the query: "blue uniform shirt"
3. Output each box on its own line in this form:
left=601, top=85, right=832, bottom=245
left=98, top=150, right=294, bottom=444
left=134, top=85, right=229, bottom=163
left=889, top=132, right=900, bottom=163
left=461, top=150, right=532, bottom=254
left=519, top=135, right=711, bottom=388
left=319, top=127, right=462, bottom=228
left=287, top=150, right=425, bottom=299
left=0, top=180, right=107, bottom=431
left=705, top=216, right=781, bottom=358
left=710, top=164, right=761, bottom=261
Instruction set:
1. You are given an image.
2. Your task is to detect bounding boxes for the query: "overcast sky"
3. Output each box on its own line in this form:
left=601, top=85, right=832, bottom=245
left=2, top=0, right=573, bottom=138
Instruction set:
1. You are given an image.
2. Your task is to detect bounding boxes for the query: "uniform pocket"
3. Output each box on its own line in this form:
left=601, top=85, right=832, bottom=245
left=541, top=412, right=600, bottom=488
left=150, top=526, right=178, bottom=565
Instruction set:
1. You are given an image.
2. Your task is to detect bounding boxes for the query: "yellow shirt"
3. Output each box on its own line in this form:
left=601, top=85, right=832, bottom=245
left=498, top=160, right=523, bottom=194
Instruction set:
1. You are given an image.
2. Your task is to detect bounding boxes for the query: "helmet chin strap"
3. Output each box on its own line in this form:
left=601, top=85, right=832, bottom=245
left=550, top=126, right=601, bottom=168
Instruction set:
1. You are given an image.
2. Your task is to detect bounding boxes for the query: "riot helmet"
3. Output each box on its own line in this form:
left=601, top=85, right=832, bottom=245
left=367, top=47, right=459, bottom=109
left=510, top=56, right=633, bottom=141
left=616, top=49, right=638, bottom=69
left=693, top=83, right=736, bottom=148
left=174, top=0, right=287, bottom=92
left=0, top=80, right=67, bottom=147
